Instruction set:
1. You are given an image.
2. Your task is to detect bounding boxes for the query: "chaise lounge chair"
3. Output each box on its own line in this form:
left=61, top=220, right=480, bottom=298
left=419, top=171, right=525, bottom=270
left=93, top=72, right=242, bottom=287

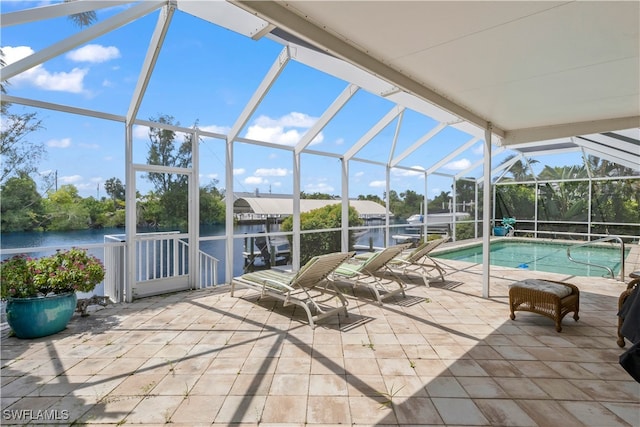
left=332, top=243, right=412, bottom=305
left=231, top=251, right=354, bottom=329
left=384, top=235, right=449, bottom=286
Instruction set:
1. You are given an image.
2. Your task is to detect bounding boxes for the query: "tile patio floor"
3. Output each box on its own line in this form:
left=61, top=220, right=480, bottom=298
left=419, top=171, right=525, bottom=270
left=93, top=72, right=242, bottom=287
left=2, top=243, right=640, bottom=426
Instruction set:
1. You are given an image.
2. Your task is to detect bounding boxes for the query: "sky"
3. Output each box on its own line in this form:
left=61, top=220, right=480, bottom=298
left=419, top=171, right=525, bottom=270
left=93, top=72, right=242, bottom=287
left=0, top=1, right=587, bottom=203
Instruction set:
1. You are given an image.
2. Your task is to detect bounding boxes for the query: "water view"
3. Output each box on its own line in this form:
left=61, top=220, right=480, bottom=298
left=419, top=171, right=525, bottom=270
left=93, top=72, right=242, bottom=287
left=0, top=222, right=400, bottom=288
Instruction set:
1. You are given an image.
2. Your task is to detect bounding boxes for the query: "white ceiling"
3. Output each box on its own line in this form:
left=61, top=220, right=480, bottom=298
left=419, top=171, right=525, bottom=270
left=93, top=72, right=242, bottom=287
left=230, top=0, right=640, bottom=147
left=2, top=0, right=639, bottom=176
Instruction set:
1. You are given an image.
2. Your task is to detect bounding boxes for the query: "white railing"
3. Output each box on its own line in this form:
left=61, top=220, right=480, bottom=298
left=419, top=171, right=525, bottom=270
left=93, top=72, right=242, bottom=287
left=104, top=232, right=219, bottom=301
left=567, top=235, right=626, bottom=281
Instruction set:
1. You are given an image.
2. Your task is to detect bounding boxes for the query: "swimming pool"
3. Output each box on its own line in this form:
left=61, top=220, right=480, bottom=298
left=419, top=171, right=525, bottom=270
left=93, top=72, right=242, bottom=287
left=433, top=239, right=629, bottom=277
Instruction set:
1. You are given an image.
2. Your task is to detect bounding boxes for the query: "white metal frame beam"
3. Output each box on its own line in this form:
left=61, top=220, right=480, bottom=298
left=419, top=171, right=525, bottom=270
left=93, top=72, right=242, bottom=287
left=502, top=116, right=640, bottom=146
left=231, top=0, right=502, bottom=140
left=0, top=0, right=138, bottom=27
left=391, top=122, right=447, bottom=168
left=295, top=83, right=359, bottom=155
left=344, top=105, right=404, bottom=161
left=1, top=1, right=165, bottom=81
left=225, top=46, right=292, bottom=277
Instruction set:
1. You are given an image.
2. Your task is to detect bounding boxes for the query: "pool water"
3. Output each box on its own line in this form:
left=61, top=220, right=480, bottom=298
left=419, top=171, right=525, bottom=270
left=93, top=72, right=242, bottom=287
left=433, top=240, right=629, bottom=277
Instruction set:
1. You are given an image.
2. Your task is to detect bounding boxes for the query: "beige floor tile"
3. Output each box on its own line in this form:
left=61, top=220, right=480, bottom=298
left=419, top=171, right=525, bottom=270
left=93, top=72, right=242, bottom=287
left=189, top=373, right=236, bottom=395
left=424, top=376, right=468, bottom=397
left=377, top=357, right=418, bottom=376
left=457, top=376, right=509, bottom=398
left=349, top=395, right=396, bottom=425
left=306, top=395, right=351, bottom=424
left=601, top=402, right=640, bottom=426
left=345, top=374, right=386, bottom=397
left=560, top=401, right=632, bottom=426
left=392, top=396, right=442, bottom=425
left=275, top=356, right=311, bottom=374
left=531, top=377, right=594, bottom=400
left=310, top=356, right=345, bottom=375
left=474, top=398, right=537, bottom=426
left=432, top=397, right=489, bottom=425
left=124, top=395, right=183, bottom=424
left=270, top=373, right=310, bottom=395
left=569, top=379, right=640, bottom=401
left=170, top=394, right=224, bottom=424
left=229, top=373, right=273, bottom=396
left=108, top=373, right=165, bottom=396
left=214, top=394, right=267, bottom=424
left=493, top=377, right=550, bottom=399
left=261, top=395, right=307, bottom=423
left=517, top=399, right=587, bottom=427
left=446, top=358, right=489, bottom=376
left=78, top=395, right=143, bottom=424
left=309, top=373, right=348, bottom=396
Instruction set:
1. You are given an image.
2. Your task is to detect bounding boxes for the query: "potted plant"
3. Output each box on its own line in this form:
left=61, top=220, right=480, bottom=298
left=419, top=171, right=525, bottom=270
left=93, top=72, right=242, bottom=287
left=493, top=217, right=516, bottom=236
left=1, top=248, right=105, bottom=339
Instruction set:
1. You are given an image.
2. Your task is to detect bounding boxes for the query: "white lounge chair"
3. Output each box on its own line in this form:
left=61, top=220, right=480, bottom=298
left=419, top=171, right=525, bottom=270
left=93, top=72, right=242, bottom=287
left=231, top=251, right=354, bottom=329
left=332, top=243, right=412, bottom=305
left=386, top=235, right=449, bottom=285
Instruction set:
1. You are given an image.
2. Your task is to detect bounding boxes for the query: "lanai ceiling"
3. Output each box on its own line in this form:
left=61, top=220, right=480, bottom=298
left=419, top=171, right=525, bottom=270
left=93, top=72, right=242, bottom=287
left=2, top=0, right=639, bottom=177
left=227, top=0, right=640, bottom=170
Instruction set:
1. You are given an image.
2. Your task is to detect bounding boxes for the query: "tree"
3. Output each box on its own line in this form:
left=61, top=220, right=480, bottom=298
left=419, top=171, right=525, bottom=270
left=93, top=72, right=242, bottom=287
left=200, top=182, right=225, bottom=224
left=0, top=173, right=45, bottom=232
left=42, top=184, right=91, bottom=231
left=104, top=177, right=125, bottom=205
left=145, top=114, right=195, bottom=227
left=281, top=204, right=363, bottom=265
left=357, top=194, right=385, bottom=205
left=146, top=115, right=192, bottom=193
left=428, top=191, right=451, bottom=213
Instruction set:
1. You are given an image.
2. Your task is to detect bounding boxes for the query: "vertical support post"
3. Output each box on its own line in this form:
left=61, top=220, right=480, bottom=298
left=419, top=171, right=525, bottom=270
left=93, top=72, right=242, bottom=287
left=424, top=173, right=429, bottom=239
left=474, top=180, right=479, bottom=238
left=482, top=123, right=493, bottom=298
left=124, top=122, right=135, bottom=303
left=341, top=158, right=349, bottom=252
left=292, top=152, right=301, bottom=270
left=385, top=166, right=391, bottom=247
left=534, top=184, right=539, bottom=238
left=225, top=136, right=234, bottom=286
left=452, top=177, right=457, bottom=241
left=190, top=130, right=199, bottom=289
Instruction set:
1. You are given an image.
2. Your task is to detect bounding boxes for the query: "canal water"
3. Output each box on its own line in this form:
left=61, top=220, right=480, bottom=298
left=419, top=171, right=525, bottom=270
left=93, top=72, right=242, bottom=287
left=0, top=222, right=399, bottom=288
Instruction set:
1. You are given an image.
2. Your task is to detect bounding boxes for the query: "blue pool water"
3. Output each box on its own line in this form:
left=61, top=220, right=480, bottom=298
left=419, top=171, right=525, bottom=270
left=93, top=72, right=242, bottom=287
left=433, top=240, right=629, bottom=278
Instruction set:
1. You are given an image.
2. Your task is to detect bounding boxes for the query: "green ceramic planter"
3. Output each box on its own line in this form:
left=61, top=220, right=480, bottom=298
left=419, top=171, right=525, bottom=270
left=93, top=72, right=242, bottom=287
left=5, top=293, right=77, bottom=339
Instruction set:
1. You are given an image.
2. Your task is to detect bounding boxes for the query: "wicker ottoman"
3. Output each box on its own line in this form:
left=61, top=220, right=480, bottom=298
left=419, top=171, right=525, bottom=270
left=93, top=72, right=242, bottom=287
left=509, top=279, right=580, bottom=332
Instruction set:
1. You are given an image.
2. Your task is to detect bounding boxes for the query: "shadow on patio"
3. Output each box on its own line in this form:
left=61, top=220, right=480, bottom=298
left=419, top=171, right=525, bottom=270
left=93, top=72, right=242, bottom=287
left=1, top=261, right=638, bottom=426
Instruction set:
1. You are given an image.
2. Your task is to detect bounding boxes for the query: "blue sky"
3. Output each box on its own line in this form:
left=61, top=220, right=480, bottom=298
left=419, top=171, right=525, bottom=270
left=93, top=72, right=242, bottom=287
left=1, top=1, right=586, bottom=201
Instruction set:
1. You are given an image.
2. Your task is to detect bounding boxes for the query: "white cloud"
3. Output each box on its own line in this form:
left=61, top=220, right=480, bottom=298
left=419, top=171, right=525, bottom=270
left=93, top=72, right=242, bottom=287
left=233, top=168, right=245, bottom=175
left=392, top=166, right=425, bottom=177
left=305, top=181, right=334, bottom=193
left=354, top=171, right=365, bottom=177
left=472, top=143, right=484, bottom=155
left=47, top=138, right=71, bottom=148
left=67, top=44, right=120, bottom=63
left=444, top=159, right=471, bottom=171
left=255, top=168, right=287, bottom=177
left=200, top=124, right=230, bottom=135
left=244, top=176, right=266, bottom=185
left=245, top=112, right=324, bottom=146
left=369, top=180, right=387, bottom=188
left=59, top=174, right=82, bottom=184
left=132, top=125, right=149, bottom=140
left=3, top=45, right=88, bottom=93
